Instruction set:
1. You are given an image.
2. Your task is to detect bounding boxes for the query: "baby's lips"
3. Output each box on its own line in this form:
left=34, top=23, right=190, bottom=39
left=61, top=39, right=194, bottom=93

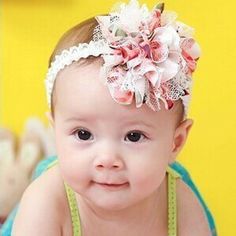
left=93, top=181, right=130, bottom=190
left=93, top=177, right=129, bottom=185
left=96, top=181, right=128, bottom=186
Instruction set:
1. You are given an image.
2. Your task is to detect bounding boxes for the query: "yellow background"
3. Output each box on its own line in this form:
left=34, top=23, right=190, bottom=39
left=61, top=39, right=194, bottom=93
left=1, top=0, right=236, bottom=234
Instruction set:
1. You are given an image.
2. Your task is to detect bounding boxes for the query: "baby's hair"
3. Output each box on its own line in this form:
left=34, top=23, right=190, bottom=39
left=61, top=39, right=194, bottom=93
left=49, top=16, right=184, bottom=124
left=49, top=17, right=99, bottom=66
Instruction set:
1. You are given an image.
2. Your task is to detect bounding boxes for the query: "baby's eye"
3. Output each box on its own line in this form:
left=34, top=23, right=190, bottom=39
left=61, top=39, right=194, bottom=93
left=74, top=129, right=93, bottom=141
left=125, top=131, right=146, bottom=143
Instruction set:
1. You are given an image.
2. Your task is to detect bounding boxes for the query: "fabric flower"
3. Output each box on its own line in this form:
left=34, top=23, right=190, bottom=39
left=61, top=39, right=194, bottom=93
left=97, top=0, right=200, bottom=112
left=46, top=0, right=201, bottom=116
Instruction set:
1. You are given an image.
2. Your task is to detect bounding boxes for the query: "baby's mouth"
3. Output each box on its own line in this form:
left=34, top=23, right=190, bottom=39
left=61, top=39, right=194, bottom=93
left=93, top=181, right=129, bottom=190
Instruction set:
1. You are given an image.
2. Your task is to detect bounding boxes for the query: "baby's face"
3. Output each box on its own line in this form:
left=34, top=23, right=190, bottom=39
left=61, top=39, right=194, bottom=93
left=52, top=60, right=181, bottom=211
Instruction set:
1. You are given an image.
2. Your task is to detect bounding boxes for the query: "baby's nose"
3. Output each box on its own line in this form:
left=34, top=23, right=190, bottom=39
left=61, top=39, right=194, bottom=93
left=93, top=153, right=124, bottom=171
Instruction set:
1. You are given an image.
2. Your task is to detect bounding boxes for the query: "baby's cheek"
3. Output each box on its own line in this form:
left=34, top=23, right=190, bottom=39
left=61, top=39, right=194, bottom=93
left=130, top=162, right=167, bottom=190
left=59, top=155, right=91, bottom=190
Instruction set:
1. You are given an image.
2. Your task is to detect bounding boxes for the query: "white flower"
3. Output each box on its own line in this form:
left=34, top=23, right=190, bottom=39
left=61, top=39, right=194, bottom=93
left=161, top=11, right=178, bottom=26
left=153, top=26, right=181, bottom=51
left=116, top=0, right=149, bottom=32
left=173, top=21, right=194, bottom=38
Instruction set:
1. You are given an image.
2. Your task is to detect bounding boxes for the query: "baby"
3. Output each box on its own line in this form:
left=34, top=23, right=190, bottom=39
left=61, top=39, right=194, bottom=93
left=11, top=1, right=217, bottom=235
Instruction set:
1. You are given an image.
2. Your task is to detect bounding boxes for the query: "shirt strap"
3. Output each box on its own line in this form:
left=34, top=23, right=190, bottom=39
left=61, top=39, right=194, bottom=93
left=167, top=166, right=181, bottom=236
left=64, top=182, right=82, bottom=236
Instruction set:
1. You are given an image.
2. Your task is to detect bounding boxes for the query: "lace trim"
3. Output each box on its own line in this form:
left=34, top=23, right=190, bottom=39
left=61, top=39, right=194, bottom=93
left=45, top=40, right=112, bottom=107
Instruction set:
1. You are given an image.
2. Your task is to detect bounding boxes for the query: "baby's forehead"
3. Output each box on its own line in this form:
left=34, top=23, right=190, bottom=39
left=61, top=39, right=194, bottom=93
left=56, top=59, right=103, bottom=86
left=54, top=60, right=182, bottom=125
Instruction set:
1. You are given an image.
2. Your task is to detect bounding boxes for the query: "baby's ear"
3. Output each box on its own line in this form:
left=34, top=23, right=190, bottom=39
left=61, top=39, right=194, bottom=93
left=169, top=119, right=193, bottom=163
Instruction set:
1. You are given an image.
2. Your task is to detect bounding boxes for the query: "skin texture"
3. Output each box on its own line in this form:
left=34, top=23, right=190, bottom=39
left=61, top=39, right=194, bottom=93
left=12, top=60, right=211, bottom=236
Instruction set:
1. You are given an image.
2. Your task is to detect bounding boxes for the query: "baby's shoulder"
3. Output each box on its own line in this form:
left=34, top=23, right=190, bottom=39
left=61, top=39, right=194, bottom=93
left=23, top=164, right=65, bottom=209
left=12, top=165, right=69, bottom=235
left=176, top=178, right=211, bottom=236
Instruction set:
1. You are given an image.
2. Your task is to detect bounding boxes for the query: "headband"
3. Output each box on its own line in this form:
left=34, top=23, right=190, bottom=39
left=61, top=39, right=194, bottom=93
left=45, top=0, right=201, bottom=115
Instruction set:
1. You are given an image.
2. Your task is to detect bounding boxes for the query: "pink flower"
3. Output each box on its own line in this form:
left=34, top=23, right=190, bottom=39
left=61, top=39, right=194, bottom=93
left=112, top=89, right=134, bottom=105
left=106, top=68, right=134, bottom=105
left=181, top=38, right=201, bottom=74
left=97, top=1, right=201, bottom=112
left=158, top=53, right=181, bottom=82
left=149, top=40, right=168, bottom=63
left=133, top=58, right=162, bottom=87
left=106, top=66, right=126, bottom=85
left=116, top=44, right=142, bottom=64
left=148, top=9, right=162, bottom=32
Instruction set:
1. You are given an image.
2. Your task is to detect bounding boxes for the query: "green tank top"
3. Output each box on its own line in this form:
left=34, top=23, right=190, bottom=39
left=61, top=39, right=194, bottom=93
left=64, top=166, right=180, bottom=236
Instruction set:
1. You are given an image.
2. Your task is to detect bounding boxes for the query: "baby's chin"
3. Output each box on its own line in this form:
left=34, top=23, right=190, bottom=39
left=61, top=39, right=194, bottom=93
left=79, top=187, right=142, bottom=213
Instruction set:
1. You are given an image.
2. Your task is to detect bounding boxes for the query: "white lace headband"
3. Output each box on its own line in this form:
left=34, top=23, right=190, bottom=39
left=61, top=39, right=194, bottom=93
left=45, top=0, right=201, bottom=115
left=45, top=40, right=112, bottom=107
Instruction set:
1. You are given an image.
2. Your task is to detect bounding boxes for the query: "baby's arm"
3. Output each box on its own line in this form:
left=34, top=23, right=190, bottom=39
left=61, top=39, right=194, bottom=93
left=177, top=178, right=212, bottom=236
left=12, top=166, right=63, bottom=236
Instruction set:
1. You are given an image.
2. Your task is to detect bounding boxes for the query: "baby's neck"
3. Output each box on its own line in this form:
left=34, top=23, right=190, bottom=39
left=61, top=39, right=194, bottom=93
left=77, top=178, right=167, bottom=236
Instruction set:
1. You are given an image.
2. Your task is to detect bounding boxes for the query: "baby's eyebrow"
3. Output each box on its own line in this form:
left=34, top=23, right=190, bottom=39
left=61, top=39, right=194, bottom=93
left=122, top=120, right=155, bottom=129
left=64, top=116, right=156, bottom=129
left=64, top=117, right=92, bottom=123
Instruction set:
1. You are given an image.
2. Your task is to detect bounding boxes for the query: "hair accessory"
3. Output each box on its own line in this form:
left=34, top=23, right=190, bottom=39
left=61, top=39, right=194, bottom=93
left=45, top=0, right=201, bottom=115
